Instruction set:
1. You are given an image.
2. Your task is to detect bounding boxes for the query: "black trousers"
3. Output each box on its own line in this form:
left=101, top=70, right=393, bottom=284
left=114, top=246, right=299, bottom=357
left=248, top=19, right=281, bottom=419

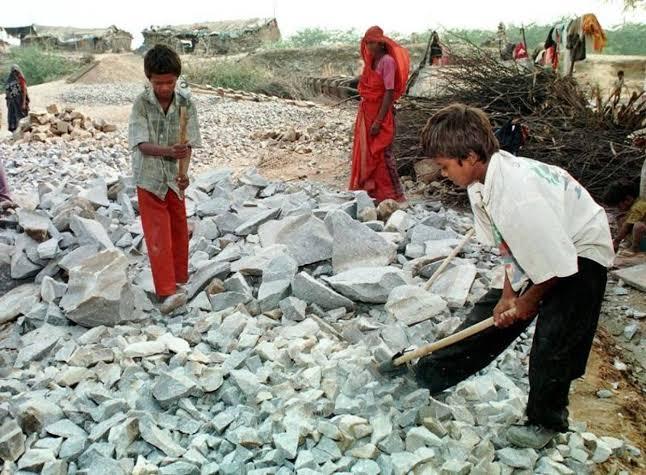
left=414, top=258, right=607, bottom=431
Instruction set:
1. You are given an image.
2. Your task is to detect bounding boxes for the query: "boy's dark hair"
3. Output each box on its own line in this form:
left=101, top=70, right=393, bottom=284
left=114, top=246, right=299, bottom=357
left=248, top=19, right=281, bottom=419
left=604, top=180, right=639, bottom=206
left=617, top=70, right=624, bottom=77
left=144, top=44, right=181, bottom=78
left=420, top=103, right=499, bottom=162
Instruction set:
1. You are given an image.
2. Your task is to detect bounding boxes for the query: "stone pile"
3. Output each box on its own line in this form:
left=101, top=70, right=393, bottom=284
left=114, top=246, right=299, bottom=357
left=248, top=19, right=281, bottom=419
left=0, top=167, right=640, bottom=474
left=12, top=105, right=117, bottom=144
left=1, top=93, right=354, bottom=200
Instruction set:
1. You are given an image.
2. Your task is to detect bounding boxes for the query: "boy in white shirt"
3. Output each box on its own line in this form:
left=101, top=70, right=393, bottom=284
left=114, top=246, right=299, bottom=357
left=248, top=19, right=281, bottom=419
left=415, top=104, right=614, bottom=449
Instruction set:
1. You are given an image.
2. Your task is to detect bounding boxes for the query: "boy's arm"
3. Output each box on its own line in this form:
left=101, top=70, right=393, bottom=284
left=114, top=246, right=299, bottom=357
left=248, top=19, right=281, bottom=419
left=128, top=99, right=187, bottom=160
left=495, top=277, right=559, bottom=328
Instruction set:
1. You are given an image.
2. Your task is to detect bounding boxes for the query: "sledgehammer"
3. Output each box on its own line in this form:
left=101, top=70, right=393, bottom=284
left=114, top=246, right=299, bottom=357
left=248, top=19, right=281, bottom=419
left=377, top=316, right=495, bottom=374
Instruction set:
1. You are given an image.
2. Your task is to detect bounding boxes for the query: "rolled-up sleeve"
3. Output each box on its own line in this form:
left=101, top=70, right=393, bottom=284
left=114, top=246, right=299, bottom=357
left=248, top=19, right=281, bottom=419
left=128, top=99, right=149, bottom=151
left=187, top=99, right=202, bottom=149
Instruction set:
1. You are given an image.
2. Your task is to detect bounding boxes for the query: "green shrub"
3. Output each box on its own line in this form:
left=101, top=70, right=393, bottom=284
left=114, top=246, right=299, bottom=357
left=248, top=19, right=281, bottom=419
left=6, top=47, right=76, bottom=85
left=184, top=60, right=270, bottom=92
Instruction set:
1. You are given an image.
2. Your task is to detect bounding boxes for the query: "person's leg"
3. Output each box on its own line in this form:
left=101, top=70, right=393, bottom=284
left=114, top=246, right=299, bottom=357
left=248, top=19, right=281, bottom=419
left=525, top=258, right=607, bottom=431
left=166, top=190, right=189, bottom=285
left=0, top=159, right=13, bottom=203
left=631, top=222, right=646, bottom=252
left=414, top=289, right=534, bottom=394
left=137, top=188, right=176, bottom=297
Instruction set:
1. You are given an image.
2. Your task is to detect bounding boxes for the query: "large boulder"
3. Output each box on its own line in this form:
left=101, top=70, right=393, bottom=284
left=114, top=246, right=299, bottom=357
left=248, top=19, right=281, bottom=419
left=324, top=210, right=396, bottom=274
left=324, top=267, right=410, bottom=304
left=259, top=213, right=333, bottom=266
left=60, top=249, right=135, bottom=327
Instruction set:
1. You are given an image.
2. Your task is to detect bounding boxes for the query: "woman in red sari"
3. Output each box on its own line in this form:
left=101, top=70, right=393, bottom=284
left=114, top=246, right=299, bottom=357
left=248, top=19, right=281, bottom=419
left=349, top=26, right=410, bottom=203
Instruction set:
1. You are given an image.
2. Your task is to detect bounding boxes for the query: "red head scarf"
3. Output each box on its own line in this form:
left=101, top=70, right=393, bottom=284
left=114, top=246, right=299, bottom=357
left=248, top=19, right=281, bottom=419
left=360, top=26, right=410, bottom=100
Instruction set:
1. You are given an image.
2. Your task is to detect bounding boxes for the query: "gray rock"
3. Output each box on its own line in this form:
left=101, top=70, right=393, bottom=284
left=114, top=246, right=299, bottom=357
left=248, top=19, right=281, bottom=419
left=235, top=208, right=281, bottom=236
left=196, top=198, right=231, bottom=217
left=0, top=283, right=40, bottom=325
left=385, top=285, right=448, bottom=326
left=58, top=244, right=100, bottom=272
left=230, top=244, right=286, bottom=276
left=58, top=436, right=87, bottom=460
left=79, top=178, right=110, bottom=208
left=0, top=419, right=26, bottom=462
left=224, top=273, right=253, bottom=296
left=279, top=296, right=307, bottom=321
left=405, top=426, right=443, bottom=452
left=14, top=331, right=61, bottom=368
left=160, top=461, right=199, bottom=475
left=214, top=212, right=243, bottom=234
left=123, top=340, right=167, bottom=358
left=108, top=418, right=139, bottom=459
left=429, top=263, right=477, bottom=308
left=259, top=213, right=333, bottom=266
left=324, top=210, right=396, bottom=273
left=14, top=397, right=64, bottom=434
left=624, top=323, right=638, bottom=340
left=273, top=431, right=300, bottom=459
left=410, top=224, right=458, bottom=244
left=68, top=344, right=114, bottom=366
left=258, top=254, right=298, bottom=311
left=354, top=191, right=377, bottom=222
left=17, top=448, right=56, bottom=471
left=41, top=276, right=68, bottom=303
left=138, top=418, right=186, bottom=457
left=37, top=237, right=61, bottom=260
left=240, top=169, right=270, bottom=188
left=55, top=366, right=92, bottom=387
left=46, top=419, right=88, bottom=439
left=325, top=267, right=410, bottom=304
left=209, top=291, right=251, bottom=312
left=186, top=261, right=231, bottom=300
left=41, top=460, right=68, bottom=475
left=229, top=369, right=262, bottom=397
left=389, top=452, right=421, bottom=475
left=51, top=196, right=97, bottom=232
left=17, top=208, right=51, bottom=241
left=153, top=369, right=197, bottom=405
left=496, top=447, right=538, bottom=469
left=11, top=235, right=44, bottom=279
left=440, top=459, right=472, bottom=475
left=70, top=216, right=114, bottom=250
left=293, top=272, right=354, bottom=310
left=194, top=169, right=232, bottom=193
left=60, top=249, right=135, bottom=328
left=384, top=210, right=410, bottom=234
left=592, top=440, right=613, bottom=463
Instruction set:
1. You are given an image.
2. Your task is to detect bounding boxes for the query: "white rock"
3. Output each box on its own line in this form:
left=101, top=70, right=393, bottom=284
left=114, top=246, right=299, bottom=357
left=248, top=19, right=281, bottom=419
left=385, top=285, right=447, bottom=326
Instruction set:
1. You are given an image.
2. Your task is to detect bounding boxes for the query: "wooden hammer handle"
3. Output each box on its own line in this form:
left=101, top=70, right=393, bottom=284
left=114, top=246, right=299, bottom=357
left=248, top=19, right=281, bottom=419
left=393, top=316, right=495, bottom=366
left=423, top=228, right=475, bottom=291
left=178, top=106, right=189, bottom=199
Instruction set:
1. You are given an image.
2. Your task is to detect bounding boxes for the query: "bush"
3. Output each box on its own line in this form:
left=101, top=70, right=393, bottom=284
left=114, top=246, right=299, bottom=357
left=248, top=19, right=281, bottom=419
left=6, top=47, right=76, bottom=85
left=183, top=60, right=270, bottom=92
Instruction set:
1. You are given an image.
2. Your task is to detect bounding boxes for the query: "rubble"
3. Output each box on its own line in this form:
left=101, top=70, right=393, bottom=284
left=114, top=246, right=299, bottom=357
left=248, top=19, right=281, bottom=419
left=12, top=105, right=118, bottom=144
left=0, top=92, right=637, bottom=473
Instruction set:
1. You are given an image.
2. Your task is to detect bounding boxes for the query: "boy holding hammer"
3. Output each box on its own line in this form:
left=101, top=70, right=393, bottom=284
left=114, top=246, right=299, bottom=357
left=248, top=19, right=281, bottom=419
left=415, top=104, right=614, bottom=448
left=128, top=44, right=201, bottom=312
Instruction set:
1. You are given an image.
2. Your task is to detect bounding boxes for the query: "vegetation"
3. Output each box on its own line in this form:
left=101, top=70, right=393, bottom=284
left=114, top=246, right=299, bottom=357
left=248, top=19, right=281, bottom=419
left=183, top=60, right=270, bottom=92
left=264, top=23, right=646, bottom=56
left=1, top=47, right=77, bottom=85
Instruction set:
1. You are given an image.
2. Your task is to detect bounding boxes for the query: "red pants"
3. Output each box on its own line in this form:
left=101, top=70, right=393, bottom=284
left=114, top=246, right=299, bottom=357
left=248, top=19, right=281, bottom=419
left=137, top=188, right=189, bottom=297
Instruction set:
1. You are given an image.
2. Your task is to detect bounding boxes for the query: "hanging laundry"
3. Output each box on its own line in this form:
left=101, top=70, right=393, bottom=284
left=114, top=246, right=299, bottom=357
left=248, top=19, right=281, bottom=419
left=513, top=43, right=529, bottom=60
left=566, top=18, right=586, bottom=62
left=581, top=13, right=607, bottom=52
